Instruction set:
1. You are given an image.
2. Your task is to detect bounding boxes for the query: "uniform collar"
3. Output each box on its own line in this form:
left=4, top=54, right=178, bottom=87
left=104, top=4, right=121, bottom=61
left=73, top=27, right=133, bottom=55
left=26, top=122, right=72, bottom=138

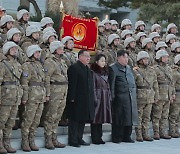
left=116, top=62, right=126, bottom=72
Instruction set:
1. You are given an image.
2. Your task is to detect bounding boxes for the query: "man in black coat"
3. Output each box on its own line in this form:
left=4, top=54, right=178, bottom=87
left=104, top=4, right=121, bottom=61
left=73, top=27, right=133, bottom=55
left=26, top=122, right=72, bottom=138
left=67, top=49, right=95, bottom=147
left=109, top=50, right=138, bottom=143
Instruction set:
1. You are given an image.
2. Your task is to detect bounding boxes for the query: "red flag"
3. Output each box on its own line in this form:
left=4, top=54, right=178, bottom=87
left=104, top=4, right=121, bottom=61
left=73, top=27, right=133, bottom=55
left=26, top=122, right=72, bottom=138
left=61, top=14, right=98, bottom=51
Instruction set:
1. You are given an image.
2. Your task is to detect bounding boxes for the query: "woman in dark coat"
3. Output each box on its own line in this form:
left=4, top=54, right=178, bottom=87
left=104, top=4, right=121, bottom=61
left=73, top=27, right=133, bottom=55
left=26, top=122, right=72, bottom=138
left=91, top=54, right=112, bottom=144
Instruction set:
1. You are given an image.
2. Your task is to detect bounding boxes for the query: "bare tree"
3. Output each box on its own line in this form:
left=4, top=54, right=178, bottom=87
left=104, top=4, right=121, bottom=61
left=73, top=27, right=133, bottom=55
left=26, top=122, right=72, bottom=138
left=27, top=0, right=42, bottom=18
left=20, top=0, right=30, bottom=8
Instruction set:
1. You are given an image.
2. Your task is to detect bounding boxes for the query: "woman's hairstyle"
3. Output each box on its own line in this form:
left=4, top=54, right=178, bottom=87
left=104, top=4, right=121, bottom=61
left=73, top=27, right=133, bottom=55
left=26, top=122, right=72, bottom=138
left=91, top=53, right=108, bottom=74
left=94, top=53, right=106, bottom=62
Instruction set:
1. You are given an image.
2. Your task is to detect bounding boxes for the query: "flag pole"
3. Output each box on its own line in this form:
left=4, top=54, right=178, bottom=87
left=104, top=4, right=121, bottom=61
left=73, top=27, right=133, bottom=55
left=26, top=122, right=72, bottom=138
left=59, top=1, right=64, bottom=13
left=59, top=1, right=65, bottom=39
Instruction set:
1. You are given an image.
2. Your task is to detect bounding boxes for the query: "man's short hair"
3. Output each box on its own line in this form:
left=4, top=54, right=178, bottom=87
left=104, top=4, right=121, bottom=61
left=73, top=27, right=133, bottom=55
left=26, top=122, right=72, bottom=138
left=78, top=49, right=87, bottom=58
left=117, top=50, right=128, bottom=57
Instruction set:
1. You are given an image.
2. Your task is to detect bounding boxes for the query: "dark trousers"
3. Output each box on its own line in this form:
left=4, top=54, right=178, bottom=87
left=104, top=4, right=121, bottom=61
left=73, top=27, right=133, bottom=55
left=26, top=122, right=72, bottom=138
left=68, top=120, right=85, bottom=144
left=112, top=124, right=132, bottom=143
left=91, top=124, right=102, bottom=142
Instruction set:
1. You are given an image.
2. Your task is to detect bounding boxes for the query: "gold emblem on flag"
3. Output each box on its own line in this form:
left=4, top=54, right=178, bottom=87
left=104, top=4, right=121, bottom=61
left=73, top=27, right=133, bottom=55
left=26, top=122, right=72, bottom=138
left=72, top=23, right=86, bottom=42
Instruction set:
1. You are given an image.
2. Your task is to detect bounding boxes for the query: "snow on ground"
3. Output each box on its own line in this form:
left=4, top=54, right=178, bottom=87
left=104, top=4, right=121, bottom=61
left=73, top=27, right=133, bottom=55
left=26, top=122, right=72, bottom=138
left=16, top=138, right=180, bottom=154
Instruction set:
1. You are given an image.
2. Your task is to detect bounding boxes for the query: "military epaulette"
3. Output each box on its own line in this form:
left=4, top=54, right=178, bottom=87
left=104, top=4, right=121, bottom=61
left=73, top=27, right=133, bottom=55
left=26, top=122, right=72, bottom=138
left=0, top=53, right=7, bottom=62
left=61, top=58, right=66, bottom=64
left=153, top=65, right=158, bottom=68
left=72, top=52, right=76, bottom=55
left=149, top=66, right=154, bottom=69
left=133, top=66, right=139, bottom=71
left=24, top=61, right=31, bottom=64
left=171, top=65, right=178, bottom=69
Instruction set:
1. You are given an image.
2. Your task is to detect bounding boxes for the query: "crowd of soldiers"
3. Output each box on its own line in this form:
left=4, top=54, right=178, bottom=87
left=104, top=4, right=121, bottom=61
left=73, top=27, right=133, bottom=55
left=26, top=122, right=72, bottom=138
left=97, top=18, right=180, bottom=143
left=0, top=6, right=179, bottom=154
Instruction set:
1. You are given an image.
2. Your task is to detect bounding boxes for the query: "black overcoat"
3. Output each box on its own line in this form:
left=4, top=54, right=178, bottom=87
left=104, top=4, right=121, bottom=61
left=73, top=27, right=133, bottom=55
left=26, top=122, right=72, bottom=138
left=109, top=62, right=138, bottom=126
left=67, top=60, right=95, bottom=122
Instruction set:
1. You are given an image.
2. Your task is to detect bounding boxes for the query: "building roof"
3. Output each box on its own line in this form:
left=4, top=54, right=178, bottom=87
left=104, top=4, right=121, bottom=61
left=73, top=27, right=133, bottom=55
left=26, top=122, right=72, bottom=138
left=79, top=0, right=132, bottom=13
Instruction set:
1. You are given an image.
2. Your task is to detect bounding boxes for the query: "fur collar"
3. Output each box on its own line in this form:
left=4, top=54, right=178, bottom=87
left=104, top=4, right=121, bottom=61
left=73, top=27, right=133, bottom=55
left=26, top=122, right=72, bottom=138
left=91, top=63, right=108, bottom=75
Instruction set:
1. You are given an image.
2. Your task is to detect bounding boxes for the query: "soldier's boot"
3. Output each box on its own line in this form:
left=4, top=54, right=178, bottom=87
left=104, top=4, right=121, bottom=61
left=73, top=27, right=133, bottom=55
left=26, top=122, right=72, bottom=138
left=135, top=128, right=143, bottom=142
left=21, top=135, right=31, bottom=152
left=45, top=135, right=55, bottom=150
left=169, top=125, right=179, bottom=138
left=142, top=129, right=153, bottom=142
left=3, top=137, right=16, bottom=153
left=175, top=131, right=180, bottom=138
left=29, top=134, right=39, bottom=151
left=153, top=132, right=160, bottom=140
left=175, top=127, right=180, bottom=138
left=160, top=134, right=171, bottom=139
left=169, top=132, right=179, bottom=138
left=169, top=128, right=179, bottom=138
left=52, top=133, right=66, bottom=148
left=160, top=130, right=171, bottom=139
left=0, top=137, right=7, bottom=154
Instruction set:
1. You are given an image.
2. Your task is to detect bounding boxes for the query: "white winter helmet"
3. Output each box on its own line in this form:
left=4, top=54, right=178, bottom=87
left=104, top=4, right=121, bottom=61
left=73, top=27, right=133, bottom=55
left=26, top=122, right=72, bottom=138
left=124, top=37, right=135, bottom=48
left=2, top=41, right=18, bottom=55
left=142, top=38, right=153, bottom=48
left=167, top=23, right=177, bottom=32
left=108, top=34, right=120, bottom=45
left=7, top=28, right=21, bottom=40
left=121, top=30, right=133, bottom=39
left=156, top=50, right=169, bottom=59
left=43, top=31, right=57, bottom=43
left=98, top=22, right=105, bottom=27
left=171, top=42, right=180, bottom=51
left=149, top=32, right=160, bottom=40
left=137, top=51, right=150, bottom=61
left=17, top=9, right=29, bottom=21
left=155, top=41, right=168, bottom=50
left=26, top=45, right=42, bottom=58
left=43, top=27, right=56, bottom=34
left=151, top=24, right=161, bottom=32
left=26, top=25, right=40, bottom=36
left=135, top=20, right=146, bottom=30
left=50, top=41, right=64, bottom=53
left=111, top=20, right=118, bottom=25
left=165, top=34, right=177, bottom=43
left=0, top=15, right=15, bottom=26
left=174, top=54, right=180, bottom=64
left=135, top=32, right=147, bottom=41
left=61, top=36, right=74, bottom=45
left=121, top=19, right=132, bottom=28
left=0, top=6, right=6, bottom=11
left=2, top=7, right=6, bottom=11
left=102, top=19, right=111, bottom=25
left=40, top=17, right=54, bottom=28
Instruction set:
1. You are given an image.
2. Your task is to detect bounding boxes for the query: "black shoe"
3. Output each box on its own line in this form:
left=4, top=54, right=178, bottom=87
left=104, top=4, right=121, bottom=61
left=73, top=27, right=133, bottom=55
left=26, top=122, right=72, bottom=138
left=79, top=140, right=90, bottom=146
left=59, top=119, right=68, bottom=126
left=112, top=139, right=122, bottom=144
left=92, top=140, right=101, bottom=145
left=92, top=142, right=100, bottom=145
left=122, top=138, right=135, bottom=143
left=99, top=139, right=105, bottom=144
left=93, top=140, right=105, bottom=145
left=69, top=143, right=80, bottom=147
